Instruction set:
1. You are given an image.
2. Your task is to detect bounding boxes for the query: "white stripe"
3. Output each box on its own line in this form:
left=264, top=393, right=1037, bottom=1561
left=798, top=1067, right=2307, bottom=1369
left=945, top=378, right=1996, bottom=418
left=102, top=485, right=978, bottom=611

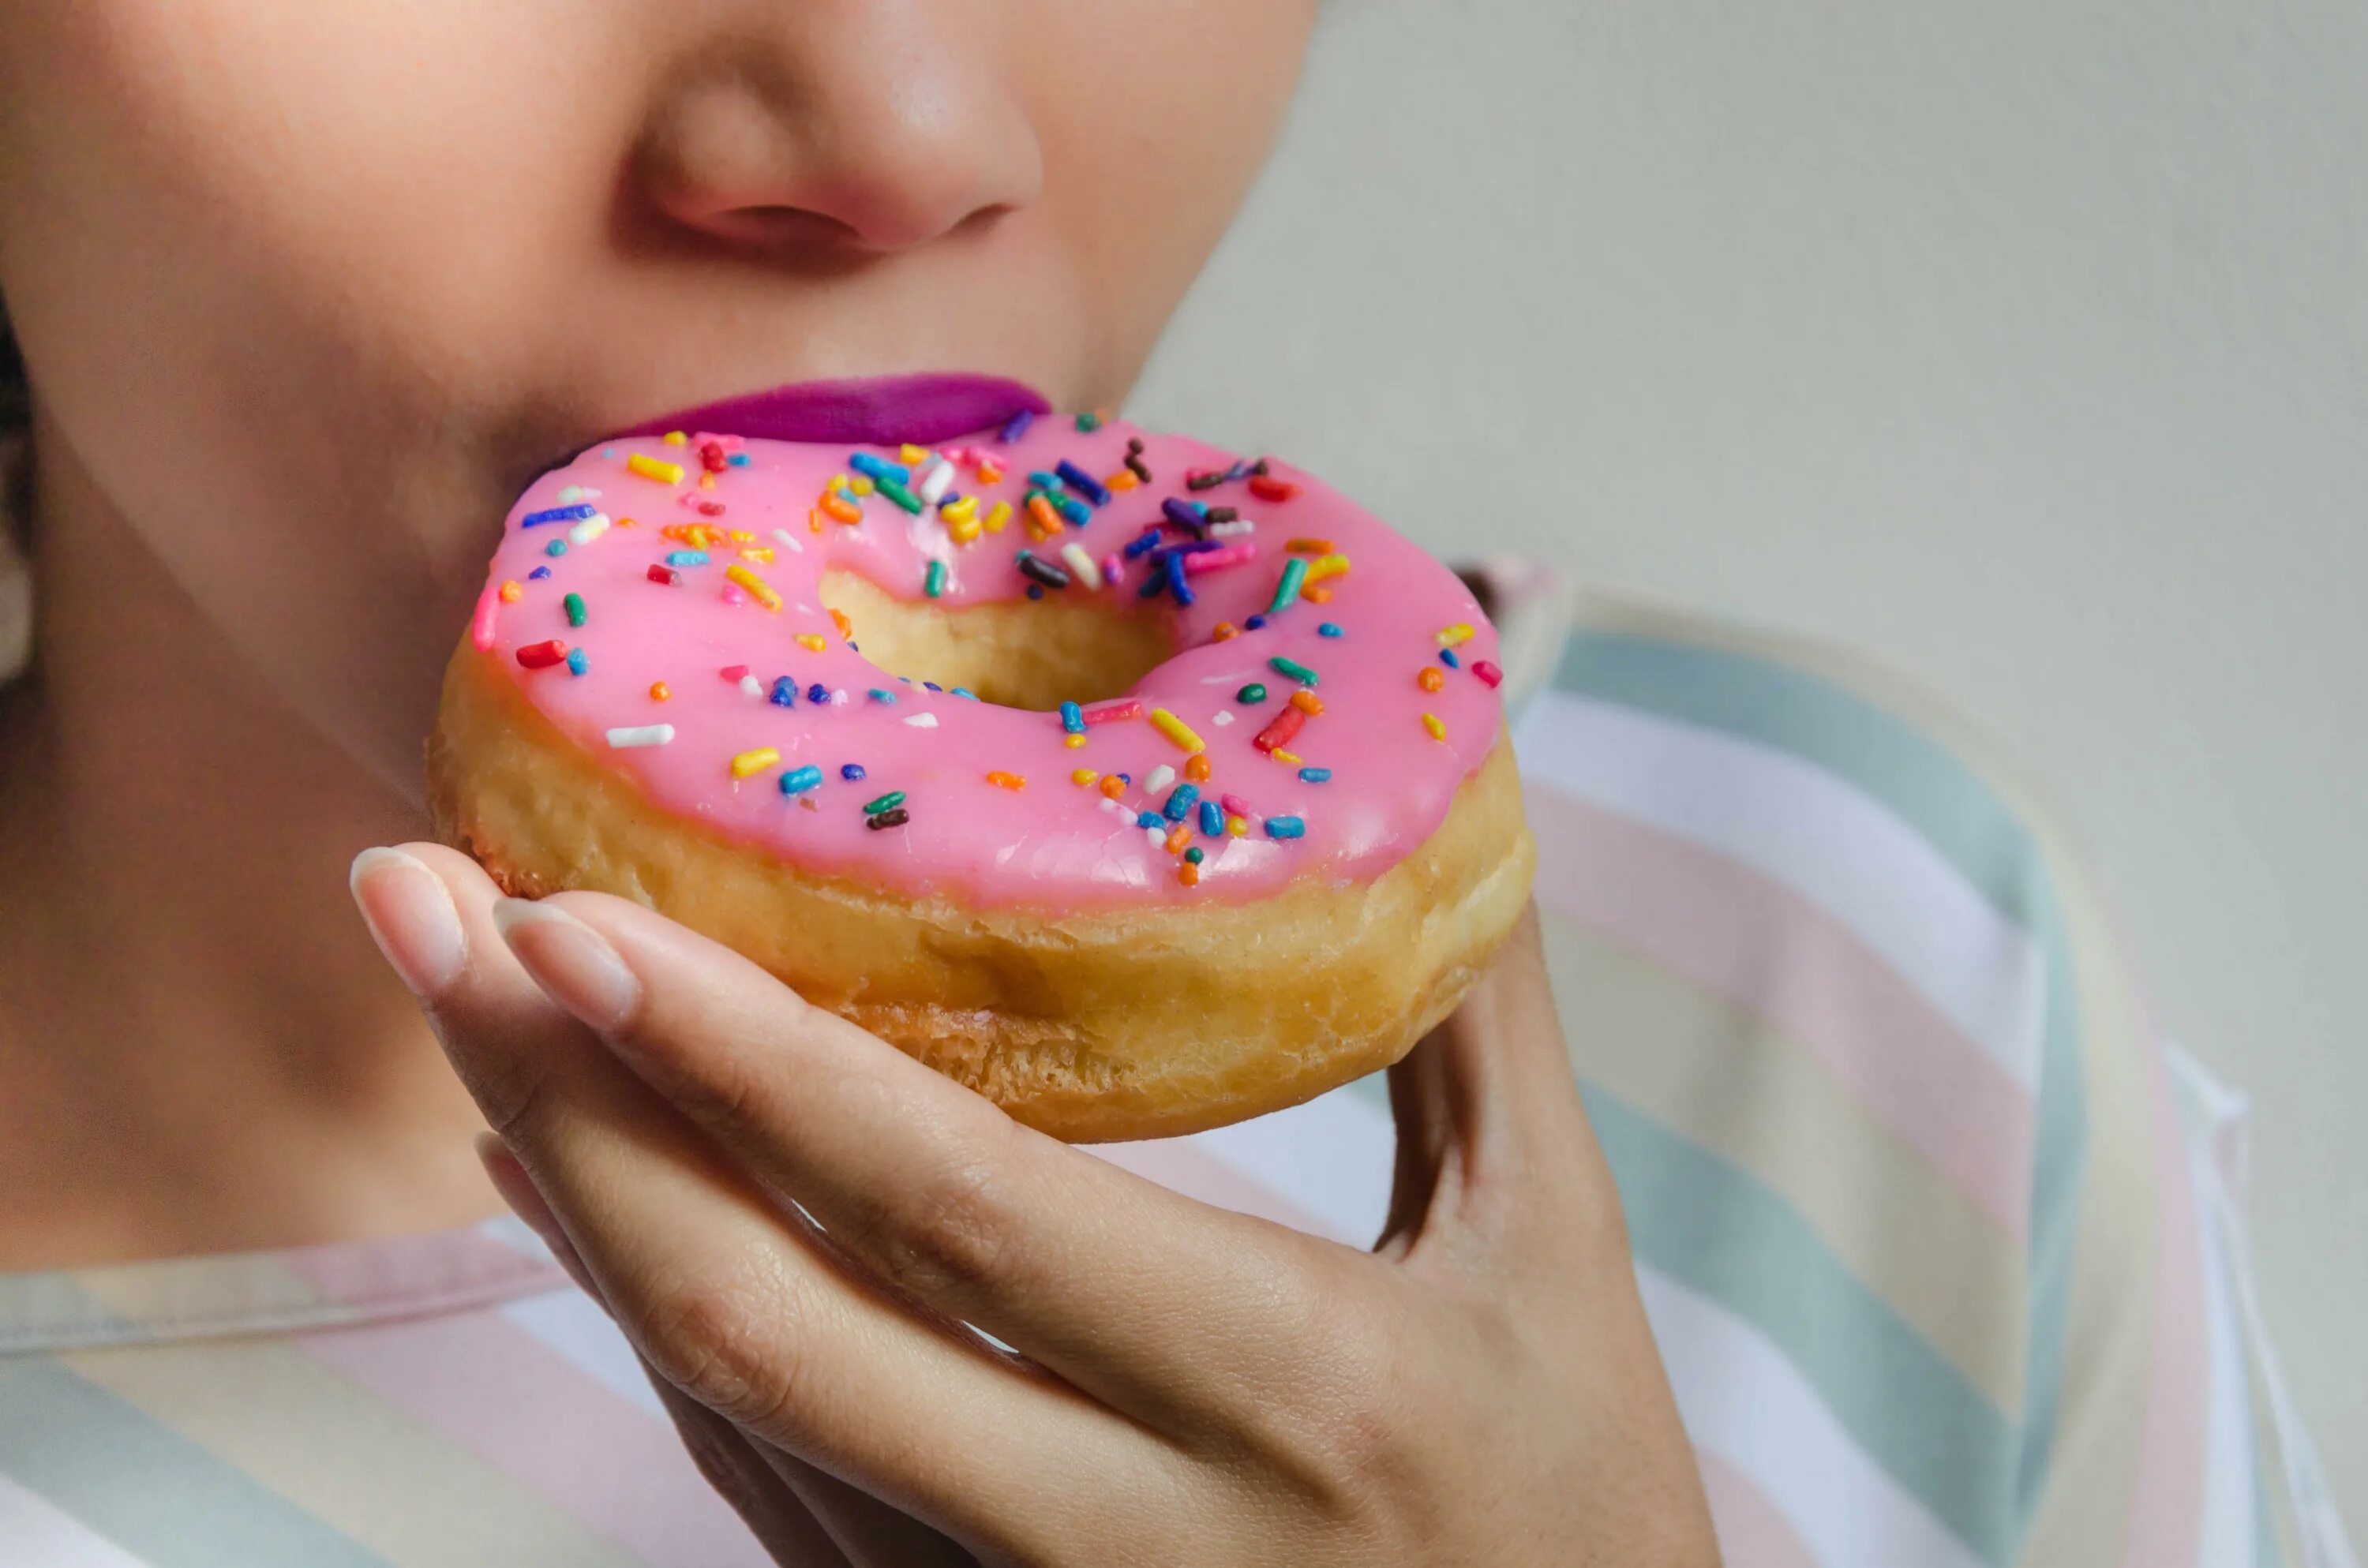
left=0, top=1473, right=150, bottom=1568
left=1180, top=1079, right=1398, bottom=1245
left=1635, top=1263, right=1987, bottom=1568
left=2193, top=1120, right=2259, bottom=1568
left=2168, top=1046, right=2362, bottom=1568
left=1514, top=690, right=2046, bottom=1093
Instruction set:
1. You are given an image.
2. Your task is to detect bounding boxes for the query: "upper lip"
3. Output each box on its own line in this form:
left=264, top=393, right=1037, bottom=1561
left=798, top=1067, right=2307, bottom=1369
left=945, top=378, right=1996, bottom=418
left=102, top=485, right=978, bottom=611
left=609, top=372, right=1051, bottom=451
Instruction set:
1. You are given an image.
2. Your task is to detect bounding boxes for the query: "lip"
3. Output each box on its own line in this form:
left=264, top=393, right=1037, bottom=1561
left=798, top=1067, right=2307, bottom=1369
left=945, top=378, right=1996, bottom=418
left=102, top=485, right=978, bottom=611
left=613, top=373, right=1051, bottom=450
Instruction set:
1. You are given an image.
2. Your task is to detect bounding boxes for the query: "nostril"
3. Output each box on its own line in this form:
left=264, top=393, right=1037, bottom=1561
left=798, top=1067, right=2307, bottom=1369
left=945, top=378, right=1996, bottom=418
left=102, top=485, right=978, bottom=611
left=703, top=204, right=861, bottom=252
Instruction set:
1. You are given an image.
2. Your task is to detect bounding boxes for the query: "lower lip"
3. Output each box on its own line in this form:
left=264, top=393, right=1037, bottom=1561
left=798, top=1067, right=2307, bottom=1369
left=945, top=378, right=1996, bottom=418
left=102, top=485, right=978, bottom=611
left=614, top=374, right=1051, bottom=450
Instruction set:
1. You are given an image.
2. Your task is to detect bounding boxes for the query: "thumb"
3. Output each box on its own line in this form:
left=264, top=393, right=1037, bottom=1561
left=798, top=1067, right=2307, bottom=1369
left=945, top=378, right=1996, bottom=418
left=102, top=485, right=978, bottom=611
left=1377, top=904, right=1613, bottom=1263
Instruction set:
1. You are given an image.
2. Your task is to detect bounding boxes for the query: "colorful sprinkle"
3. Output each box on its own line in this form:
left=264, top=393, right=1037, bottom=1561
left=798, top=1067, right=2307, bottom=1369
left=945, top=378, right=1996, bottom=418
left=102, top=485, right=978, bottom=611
left=1178, top=862, right=1200, bottom=886
left=544, top=539, right=568, bottom=558
left=1287, top=537, right=1334, bottom=554
left=1422, top=713, right=1448, bottom=741
left=1249, top=474, right=1298, bottom=503
left=867, top=807, right=909, bottom=830
left=1268, top=557, right=1307, bottom=615
left=1290, top=690, right=1325, bottom=716
left=1252, top=705, right=1306, bottom=754
left=1437, top=623, right=1475, bottom=648
left=1164, top=822, right=1193, bottom=855
left=1237, top=683, right=1268, bottom=704
left=650, top=681, right=671, bottom=701
left=605, top=724, right=675, bottom=749
left=1059, top=542, right=1103, bottom=589
left=1016, top=551, right=1070, bottom=589
left=664, top=550, right=708, bottom=568
left=724, top=564, right=781, bottom=611
left=770, top=677, right=797, bottom=707
left=515, top=640, right=568, bottom=670
left=1025, top=493, right=1062, bottom=537
left=1473, top=659, right=1505, bottom=689
left=523, top=503, right=596, bottom=529
left=877, top=477, right=924, bottom=514
left=1302, top=553, right=1351, bottom=583
left=1418, top=667, right=1446, bottom=692
left=1149, top=709, right=1205, bottom=754
left=1059, top=701, right=1085, bottom=734
left=1183, top=754, right=1212, bottom=783
left=1071, top=769, right=1100, bottom=786
left=819, top=491, right=864, bottom=525
left=568, top=514, right=610, bottom=547
left=916, top=460, right=956, bottom=505
left=561, top=592, right=587, bottom=627
left=1317, top=623, right=1343, bottom=638
left=1198, top=799, right=1223, bottom=836
left=1137, top=810, right=1163, bottom=829
left=1099, top=775, right=1127, bottom=800
left=1268, top=655, right=1319, bottom=687
left=904, top=713, right=939, bottom=728
left=1162, top=782, right=1200, bottom=821
left=498, top=579, right=524, bottom=603
left=1145, top=764, right=1177, bottom=795
left=1055, top=460, right=1111, bottom=507
left=1265, top=816, right=1306, bottom=840
left=984, top=500, right=1013, bottom=533
left=863, top=791, right=907, bottom=816
left=1298, top=767, right=1332, bottom=784
left=628, top=454, right=685, bottom=485
left=999, top=408, right=1036, bottom=443
left=1074, top=411, right=1101, bottom=432
left=849, top=453, right=909, bottom=485
left=1441, top=647, right=1462, bottom=669
left=924, top=559, right=948, bottom=598
left=778, top=765, right=824, bottom=795
left=1082, top=700, right=1142, bottom=726
left=730, top=747, right=780, bottom=780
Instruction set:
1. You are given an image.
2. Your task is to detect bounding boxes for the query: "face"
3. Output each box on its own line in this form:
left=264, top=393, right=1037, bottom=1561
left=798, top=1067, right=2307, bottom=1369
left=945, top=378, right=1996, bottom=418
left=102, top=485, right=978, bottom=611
left=0, top=1, right=1314, bottom=785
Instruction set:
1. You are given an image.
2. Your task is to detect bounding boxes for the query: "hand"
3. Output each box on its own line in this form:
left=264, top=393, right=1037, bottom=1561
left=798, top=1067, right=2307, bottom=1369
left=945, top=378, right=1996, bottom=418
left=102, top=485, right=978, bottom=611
left=351, top=843, right=1720, bottom=1566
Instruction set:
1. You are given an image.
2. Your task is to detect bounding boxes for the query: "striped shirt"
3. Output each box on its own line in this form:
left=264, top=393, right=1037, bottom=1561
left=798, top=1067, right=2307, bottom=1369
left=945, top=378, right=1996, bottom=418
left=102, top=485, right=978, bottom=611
left=1, top=573, right=2353, bottom=1567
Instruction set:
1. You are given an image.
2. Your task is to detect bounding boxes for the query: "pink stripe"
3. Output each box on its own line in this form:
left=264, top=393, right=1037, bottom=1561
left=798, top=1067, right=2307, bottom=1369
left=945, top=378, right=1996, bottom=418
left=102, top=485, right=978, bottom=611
left=1089, top=1140, right=1345, bottom=1240
left=2117, top=1012, right=2209, bottom=1566
left=300, top=1312, right=774, bottom=1568
left=1526, top=785, right=2034, bottom=1239
left=1695, top=1450, right=1822, bottom=1568
left=283, top=1225, right=563, bottom=1316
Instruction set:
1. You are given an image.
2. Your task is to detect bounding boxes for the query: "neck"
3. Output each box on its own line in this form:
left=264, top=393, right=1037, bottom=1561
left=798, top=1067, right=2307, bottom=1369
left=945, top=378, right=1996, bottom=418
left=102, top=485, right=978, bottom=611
left=0, top=410, right=498, bottom=1269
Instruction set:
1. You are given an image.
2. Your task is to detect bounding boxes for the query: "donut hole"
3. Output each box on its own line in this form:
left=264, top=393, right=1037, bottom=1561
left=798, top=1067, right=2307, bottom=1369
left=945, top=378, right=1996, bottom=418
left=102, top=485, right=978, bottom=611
left=817, top=570, right=1176, bottom=711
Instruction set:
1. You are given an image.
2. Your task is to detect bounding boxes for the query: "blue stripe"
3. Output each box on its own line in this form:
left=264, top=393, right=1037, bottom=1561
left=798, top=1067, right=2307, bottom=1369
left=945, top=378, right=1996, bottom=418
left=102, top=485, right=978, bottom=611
left=1551, top=627, right=2090, bottom=1548
left=0, top=1356, right=388, bottom=1568
left=1584, top=1085, right=2016, bottom=1563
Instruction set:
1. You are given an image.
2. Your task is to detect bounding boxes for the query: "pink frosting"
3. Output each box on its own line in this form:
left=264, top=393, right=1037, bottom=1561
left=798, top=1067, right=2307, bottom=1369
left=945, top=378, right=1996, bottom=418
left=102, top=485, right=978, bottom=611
left=470, top=417, right=1504, bottom=908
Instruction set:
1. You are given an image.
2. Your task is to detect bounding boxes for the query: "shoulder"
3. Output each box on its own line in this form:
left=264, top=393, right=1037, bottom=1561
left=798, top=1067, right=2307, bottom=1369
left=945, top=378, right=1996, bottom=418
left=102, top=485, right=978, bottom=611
left=1512, top=577, right=2237, bottom=1565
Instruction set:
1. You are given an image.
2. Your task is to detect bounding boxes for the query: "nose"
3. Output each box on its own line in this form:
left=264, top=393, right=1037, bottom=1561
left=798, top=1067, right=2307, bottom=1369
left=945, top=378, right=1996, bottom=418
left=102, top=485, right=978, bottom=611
left=634, top=5, right=1043, bottom=255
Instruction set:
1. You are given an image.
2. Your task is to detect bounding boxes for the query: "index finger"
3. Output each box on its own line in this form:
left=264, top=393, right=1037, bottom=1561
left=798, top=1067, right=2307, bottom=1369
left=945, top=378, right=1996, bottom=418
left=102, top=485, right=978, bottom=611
left=495, top=882, right=1368, bottom=1438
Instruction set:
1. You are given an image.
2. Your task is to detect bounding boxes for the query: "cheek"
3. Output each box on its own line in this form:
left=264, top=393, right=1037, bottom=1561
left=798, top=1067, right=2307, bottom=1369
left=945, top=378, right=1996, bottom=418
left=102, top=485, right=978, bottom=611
left=1029, top=1, right=1317, bottom=386
left=0, top=2, right=616, bottom=777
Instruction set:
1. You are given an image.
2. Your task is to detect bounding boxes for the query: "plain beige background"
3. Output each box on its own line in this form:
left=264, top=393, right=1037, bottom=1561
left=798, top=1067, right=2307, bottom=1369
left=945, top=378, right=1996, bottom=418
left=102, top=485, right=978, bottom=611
left=1133, top=0, right=2366, bottom=1529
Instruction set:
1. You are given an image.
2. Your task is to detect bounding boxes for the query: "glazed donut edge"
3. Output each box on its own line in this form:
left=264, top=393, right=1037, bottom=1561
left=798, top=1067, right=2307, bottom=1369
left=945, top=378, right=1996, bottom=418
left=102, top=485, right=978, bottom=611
left=428, top=635, right=1536, bottom=1143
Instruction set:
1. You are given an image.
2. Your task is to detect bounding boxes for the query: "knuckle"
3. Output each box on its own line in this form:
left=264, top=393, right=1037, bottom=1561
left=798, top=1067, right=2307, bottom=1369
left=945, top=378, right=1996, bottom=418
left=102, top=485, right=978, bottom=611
left=848, top=1127, right=1024, bottom=1301
left=634, top=1244, right=817, bottom=1443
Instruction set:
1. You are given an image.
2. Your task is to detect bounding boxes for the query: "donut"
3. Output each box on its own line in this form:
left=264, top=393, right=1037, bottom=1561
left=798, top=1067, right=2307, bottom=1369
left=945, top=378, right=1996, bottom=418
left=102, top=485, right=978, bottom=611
left=429, top=413, right=1534, bottom=1141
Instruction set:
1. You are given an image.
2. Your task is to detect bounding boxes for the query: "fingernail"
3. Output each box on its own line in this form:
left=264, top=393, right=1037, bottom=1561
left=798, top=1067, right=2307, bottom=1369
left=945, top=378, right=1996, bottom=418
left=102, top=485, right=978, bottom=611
left=350, top=847, right=466, bottom=997
left=492, top=898, right=639, bottom=1031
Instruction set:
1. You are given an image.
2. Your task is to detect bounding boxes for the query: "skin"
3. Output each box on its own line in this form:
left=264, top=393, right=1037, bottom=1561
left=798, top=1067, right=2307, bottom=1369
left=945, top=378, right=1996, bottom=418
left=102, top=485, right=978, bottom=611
left=0, top=1, right=1719, bottom=1560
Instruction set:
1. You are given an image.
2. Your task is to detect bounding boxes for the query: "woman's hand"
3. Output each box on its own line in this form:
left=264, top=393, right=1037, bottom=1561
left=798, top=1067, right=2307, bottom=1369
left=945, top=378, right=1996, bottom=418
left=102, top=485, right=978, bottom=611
left=351, top=843, right=1719, bottom=1566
